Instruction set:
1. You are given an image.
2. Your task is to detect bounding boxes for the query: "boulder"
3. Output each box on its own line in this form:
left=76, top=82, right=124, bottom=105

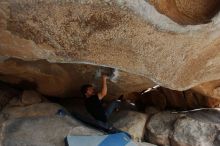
left=0, top=97, right=104, bottom=146
left=21, top=90, right=43, bottom=105
left=0, top=116, right=103, bottom=146
left=145, top=109, right=220, bottom=146
left=171, top=116, right=220, bottom=146
left=145, top=112, right=184, bottom=146
left=171, top=109, right=220, bottom=146
left=110, top=110, right=148, bottom=141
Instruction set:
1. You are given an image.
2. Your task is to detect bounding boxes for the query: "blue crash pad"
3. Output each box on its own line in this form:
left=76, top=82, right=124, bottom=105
left=66, top=132, right=136, bottom=146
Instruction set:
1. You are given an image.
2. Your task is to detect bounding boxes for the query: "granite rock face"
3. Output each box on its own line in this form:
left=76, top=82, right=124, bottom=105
left=0, top=0, right=219, bottom=93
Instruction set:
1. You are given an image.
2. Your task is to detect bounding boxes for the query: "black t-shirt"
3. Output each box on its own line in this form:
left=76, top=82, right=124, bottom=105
left=85, top=95, right=107, bottom=123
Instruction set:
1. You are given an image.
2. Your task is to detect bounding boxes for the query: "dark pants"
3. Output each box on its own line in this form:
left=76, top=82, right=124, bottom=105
left=105, top=100, right=120, bottom=119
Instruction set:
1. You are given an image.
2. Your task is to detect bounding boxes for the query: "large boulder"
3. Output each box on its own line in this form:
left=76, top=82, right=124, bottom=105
left=145, top=109, right=220, bottom=146
left=0, top=116, right=103, bottom=146
left=171, top=109, right=220, bottom=146
left=0, top=94, right=104, bottom=146
left=171, top=116, right=220, bottom=146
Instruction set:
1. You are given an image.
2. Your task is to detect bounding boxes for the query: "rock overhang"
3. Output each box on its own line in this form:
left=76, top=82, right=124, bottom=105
left=0, top=0, right=219, bottom=97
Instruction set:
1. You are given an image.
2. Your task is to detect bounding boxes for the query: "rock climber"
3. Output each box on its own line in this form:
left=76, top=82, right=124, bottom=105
left=81, top=75, right=122, bottom=123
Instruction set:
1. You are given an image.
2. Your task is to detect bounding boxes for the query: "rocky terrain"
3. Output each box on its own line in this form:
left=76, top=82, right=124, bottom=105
left=0, top=84, right=220, bottom=146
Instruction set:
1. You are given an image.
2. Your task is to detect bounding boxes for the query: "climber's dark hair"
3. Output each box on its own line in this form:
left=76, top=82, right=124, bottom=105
left=80, top=84, right=93, bottom=96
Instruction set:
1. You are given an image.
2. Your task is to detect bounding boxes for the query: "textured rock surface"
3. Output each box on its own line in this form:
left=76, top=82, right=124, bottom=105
left=0, top=0, right=219, bottom=92
left=110, top=110, right=148, bottom=141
